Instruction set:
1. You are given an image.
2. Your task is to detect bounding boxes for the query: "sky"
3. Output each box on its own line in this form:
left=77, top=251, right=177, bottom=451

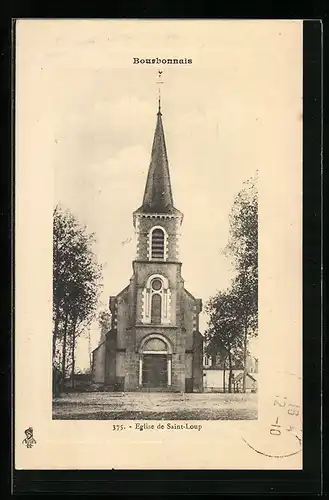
left=17, top=20, right=302, bottom=370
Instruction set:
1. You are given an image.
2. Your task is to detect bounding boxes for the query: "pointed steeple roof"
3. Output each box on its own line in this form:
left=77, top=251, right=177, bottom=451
left=137, top=107, right=177, bottom=214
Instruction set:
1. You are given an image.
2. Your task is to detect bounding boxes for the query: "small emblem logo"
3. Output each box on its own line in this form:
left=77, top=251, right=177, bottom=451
left=22, top=427, right=36, bottom=448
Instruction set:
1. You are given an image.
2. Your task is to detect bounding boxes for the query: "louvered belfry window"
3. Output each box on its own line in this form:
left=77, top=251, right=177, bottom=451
left=151, top=228, right=165, bottom=260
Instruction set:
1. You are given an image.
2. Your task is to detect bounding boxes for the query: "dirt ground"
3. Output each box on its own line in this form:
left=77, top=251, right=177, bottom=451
left=53, top=392, right=258, bottom=420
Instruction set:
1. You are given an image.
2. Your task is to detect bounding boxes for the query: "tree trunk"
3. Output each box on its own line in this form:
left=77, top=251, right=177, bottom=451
left=52, top=233, right=60, bottom=360
left=88, top=327, right=92, bottom=371
left=223, top=357, right=226, bottom=393
left=228, top=352, right=233, bottom=393
left=242, top=321, right=248, bottom=393
left=53, top=301, right=60, bottom=360
left=61, top=309, right=69, bottom=392
left=71, top=316, right=77, bottom=389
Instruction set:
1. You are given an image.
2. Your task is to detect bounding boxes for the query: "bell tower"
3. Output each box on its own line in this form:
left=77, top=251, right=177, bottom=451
left=132, top=102, right=184, bottom=329
left=133, top=103, right=183, bottom=263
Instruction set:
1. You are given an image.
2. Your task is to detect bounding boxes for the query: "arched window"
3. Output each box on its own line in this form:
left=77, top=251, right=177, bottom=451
left=151, top=228, right=165, bottom=260
left=142, top=273, right=171, bottom=325
left=151, top=294, right=162, bottom=324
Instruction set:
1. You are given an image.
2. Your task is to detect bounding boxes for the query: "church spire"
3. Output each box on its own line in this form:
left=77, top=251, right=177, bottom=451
left=139, top=106, right=175, bottom=214
left=158, top=85, right=162, bottom=115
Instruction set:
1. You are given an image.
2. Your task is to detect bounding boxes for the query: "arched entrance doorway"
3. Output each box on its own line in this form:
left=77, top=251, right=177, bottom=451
left=138, top=335, right=172, bottom=389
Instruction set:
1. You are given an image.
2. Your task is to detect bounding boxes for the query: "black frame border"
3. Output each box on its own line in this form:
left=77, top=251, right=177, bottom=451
left=6, top=18, right=323, bottom=495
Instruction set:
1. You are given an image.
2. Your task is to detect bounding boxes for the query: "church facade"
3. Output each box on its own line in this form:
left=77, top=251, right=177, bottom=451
left=92, top=104, right=203, bottom=392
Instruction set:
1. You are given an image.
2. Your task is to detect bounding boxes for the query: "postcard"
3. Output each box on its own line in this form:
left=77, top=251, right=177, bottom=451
left=15, top=19, right=302, bottom=469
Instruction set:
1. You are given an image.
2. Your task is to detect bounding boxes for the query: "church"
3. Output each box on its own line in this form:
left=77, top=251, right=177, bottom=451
left=92, top=101, right=204, bottom=392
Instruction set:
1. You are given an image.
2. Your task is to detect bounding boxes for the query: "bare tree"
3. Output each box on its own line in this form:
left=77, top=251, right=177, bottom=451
left=53, top=205, right=103, bottom=391
left=225, top=173, right=258, bottom=391
left=205, top=288, right=244, bottom=393
left=205, top=173, right=258, bottom=393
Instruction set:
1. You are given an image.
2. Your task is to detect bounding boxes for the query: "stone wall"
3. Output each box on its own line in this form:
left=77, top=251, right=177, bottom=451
left=124, top=328, right=138, bottom=391
left=104, top=330, right=117, bottom=389
left=192, top=330, right=204, bottom=392
left=171, top=331, right=186, bottom=392
left=91, top=342, right=106, bottom=384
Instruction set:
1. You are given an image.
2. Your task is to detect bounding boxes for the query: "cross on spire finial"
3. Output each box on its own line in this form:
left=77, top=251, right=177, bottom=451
left=156, top=70, right=164, bottom=115
left=158, top=87, right=161, bottom=114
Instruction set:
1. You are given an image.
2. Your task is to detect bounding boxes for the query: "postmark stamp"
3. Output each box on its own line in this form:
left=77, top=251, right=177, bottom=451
left=242, top=371, right=302, bottom=459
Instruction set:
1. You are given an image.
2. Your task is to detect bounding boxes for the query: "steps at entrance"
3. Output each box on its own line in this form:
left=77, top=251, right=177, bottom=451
left=137, top=386, right=174, bottom=392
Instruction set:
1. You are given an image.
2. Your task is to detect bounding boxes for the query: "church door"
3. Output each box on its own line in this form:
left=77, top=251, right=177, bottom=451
left=139, top=336, right=172, bottom=389
left=142, top=354, right=167, bottom=388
